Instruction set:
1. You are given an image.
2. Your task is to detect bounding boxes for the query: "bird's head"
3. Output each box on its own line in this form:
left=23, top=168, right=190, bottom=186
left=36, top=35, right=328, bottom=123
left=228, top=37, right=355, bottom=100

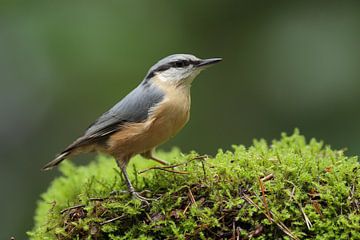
left=144, top=54, right=222, bottom=87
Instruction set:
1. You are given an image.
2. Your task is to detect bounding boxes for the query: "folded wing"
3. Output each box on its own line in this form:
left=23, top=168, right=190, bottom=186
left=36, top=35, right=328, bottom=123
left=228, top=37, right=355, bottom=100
left=64, top=82, right=165, bottom=152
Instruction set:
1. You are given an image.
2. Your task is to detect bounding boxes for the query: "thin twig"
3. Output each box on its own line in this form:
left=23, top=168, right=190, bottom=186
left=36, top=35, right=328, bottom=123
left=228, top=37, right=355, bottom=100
left=183, top=202, right=191, bottom=215
left=187, top=187, right=196, bottom=205
left=192, top=154, right=211, bottom=160
left=286, top=181, right=313, bottom=229
left=290, top=186, right=296, bottom=201
left=138, top=154, right=210, bottom=175
left=60, top=204, right=85, bottom=214
left=89, top=197, right=109, bottom=201
left=100, top=215, right=125, bottom=225
left=285, top=180, right=297, bottom=201
left=139, top=166, right=189, bottom=174
left=261, top=173, right=274, bottom=182
left=258, top=177, right=270, bottom=216
left=298, top=203, right=312, bottom=230
left=242, top=194, right=299, bottom=240
left=182, top=186, right=197, bottom=215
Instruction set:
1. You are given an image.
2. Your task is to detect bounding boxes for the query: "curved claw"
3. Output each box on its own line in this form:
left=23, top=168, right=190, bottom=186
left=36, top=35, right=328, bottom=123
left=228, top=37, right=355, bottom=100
left=110, top=190, right=154, bottom=206
left=131, top=191, right=153, bottom=206
left=109, top=190, right=128, bottom=196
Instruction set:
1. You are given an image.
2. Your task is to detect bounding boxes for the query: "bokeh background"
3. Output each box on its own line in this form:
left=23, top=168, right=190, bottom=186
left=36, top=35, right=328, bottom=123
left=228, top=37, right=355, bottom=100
left=1, top=0, right=360, bottom=238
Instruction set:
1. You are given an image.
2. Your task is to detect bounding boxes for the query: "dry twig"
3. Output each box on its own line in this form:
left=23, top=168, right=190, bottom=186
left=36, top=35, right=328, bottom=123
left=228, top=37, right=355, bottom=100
left=298, top=203, right=312, bottom=230
left=139, top=166, right=189, bottom=175
left=138, top=155, right=209, bottom=175
left=258, top=177, right=270, bottom=216
left=261, top=173, right=274, bottom=182
left=60, top=204, right=85, bottom=214
left=242, top=194, right=299, bottom=240
left=187, top=187, right=196, bottom=205
left=100, top=215, right=125, bottom=225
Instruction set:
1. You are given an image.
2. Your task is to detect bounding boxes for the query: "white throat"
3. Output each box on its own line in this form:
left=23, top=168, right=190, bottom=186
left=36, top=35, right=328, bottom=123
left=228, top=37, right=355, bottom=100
left=157, top=68, right=202, bottom=86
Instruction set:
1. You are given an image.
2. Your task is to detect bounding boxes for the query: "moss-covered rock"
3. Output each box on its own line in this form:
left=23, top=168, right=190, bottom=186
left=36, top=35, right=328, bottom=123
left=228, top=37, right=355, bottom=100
left=28, top=131, right=360, bottom=239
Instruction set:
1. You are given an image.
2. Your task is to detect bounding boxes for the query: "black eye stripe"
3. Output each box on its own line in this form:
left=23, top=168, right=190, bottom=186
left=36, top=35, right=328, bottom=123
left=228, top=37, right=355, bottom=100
left=174, top=61, right=184, bottom=68
left=172, top=60, right=193, bottom=68
left=145, top=59, right=198, bottom=79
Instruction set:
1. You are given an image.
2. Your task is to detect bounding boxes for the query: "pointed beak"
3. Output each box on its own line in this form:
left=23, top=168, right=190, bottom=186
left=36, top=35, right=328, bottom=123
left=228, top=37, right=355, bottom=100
left=196, top=57, right=222, bottom=68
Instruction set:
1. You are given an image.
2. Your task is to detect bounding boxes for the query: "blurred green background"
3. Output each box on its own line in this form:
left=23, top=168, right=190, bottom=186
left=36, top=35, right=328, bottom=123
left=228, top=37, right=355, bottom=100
left=1, top=0, right=360, bottom=238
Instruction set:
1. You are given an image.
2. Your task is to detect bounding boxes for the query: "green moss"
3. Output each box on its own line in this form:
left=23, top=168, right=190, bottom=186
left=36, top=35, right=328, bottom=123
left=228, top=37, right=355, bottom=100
left=28, top=130, right=360, bottom=239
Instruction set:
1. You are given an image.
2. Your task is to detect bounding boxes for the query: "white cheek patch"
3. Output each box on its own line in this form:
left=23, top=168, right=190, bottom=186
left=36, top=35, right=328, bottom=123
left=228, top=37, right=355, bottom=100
left=157, top=67, right=200, bottom=85
left=158, top=68, right=184, bottom=82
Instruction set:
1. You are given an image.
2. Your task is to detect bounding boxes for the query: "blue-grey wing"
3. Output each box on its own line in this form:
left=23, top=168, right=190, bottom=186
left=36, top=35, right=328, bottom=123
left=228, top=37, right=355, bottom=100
left=65, top=82, right=164, bottom=151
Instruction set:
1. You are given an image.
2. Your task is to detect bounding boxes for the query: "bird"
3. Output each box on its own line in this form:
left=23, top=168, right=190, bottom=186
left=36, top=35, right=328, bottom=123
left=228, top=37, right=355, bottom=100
left=42, top=53, right=222, bottom=201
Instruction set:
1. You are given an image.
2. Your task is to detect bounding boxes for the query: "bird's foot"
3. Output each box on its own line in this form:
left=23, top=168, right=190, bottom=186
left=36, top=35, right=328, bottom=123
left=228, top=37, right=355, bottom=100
left=110, top=189, right=153, bottom=205
left=109, top=190, right=128, bottom=196
left=130, top=191, right=153, bottom=206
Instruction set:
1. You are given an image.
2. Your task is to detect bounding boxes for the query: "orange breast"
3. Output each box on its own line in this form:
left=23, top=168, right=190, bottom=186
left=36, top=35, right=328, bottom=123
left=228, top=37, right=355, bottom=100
left=107, top=82, right=191, bottom=159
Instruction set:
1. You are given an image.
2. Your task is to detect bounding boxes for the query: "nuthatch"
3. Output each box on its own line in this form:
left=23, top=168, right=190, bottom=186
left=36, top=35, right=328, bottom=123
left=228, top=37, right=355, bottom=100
left=42, top=54, right=222, bottom=201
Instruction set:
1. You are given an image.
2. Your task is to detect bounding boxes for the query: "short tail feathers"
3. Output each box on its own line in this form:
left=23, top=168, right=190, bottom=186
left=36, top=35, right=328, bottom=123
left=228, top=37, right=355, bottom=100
left=42, top=151, right=70, bottom=171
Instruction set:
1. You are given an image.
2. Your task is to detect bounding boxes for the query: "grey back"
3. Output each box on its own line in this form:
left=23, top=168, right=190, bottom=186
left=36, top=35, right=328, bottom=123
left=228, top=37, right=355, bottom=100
left=64, top=82, right=164, bottom=152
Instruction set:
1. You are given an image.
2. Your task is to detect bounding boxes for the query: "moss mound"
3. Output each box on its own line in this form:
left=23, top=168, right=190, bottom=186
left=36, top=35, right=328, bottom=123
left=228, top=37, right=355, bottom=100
left=28, top=131, right=360, bottom=239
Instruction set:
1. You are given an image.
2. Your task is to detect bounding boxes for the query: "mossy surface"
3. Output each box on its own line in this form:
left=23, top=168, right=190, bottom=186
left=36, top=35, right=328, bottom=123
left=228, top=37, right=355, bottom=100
left=28, top=131, right=360, bottom=239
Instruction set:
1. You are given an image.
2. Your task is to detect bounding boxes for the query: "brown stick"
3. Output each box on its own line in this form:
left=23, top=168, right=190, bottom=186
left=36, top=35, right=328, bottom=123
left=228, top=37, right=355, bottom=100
left=298, top=203, right=312, bottom=230
left=261, top=173, right=274, bottom=182
left=89, top=197, right=109, bottom=201
left=183, top=202, right=191, bottom=215
left=60, top=204, right=85, bottom=214
left=138, top=154, right=209, bottom=175
left=242, top=194, right=299, bottom=240
left=187, top=187, right=196, bottom=205
left=100, top=215, right=125, bottom=225
left=139, top=166, right=189, bottom=174
left=258, top=177, right=270, bottom=216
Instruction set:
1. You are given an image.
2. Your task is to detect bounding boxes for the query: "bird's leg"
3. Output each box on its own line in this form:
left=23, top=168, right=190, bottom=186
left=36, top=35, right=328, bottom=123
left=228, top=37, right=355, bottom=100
left=141, top=148, right=169, bottom=165
left=116, top=159, right=151, bottom=204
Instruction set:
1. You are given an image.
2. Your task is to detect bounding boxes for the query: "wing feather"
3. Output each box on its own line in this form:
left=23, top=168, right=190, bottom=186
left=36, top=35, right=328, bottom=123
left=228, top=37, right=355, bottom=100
left=64, top=82, right=164, bottom=151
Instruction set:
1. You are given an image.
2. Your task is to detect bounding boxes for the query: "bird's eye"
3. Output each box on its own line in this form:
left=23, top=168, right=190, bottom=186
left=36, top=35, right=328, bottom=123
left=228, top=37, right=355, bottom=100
left=175, top=61, right=184, bottom=68
left=174, top=60, right=188, bottom=68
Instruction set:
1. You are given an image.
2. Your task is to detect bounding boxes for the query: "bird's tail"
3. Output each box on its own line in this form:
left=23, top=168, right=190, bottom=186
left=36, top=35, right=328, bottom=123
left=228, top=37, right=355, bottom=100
left=42, top=151, right=70, bottom=171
